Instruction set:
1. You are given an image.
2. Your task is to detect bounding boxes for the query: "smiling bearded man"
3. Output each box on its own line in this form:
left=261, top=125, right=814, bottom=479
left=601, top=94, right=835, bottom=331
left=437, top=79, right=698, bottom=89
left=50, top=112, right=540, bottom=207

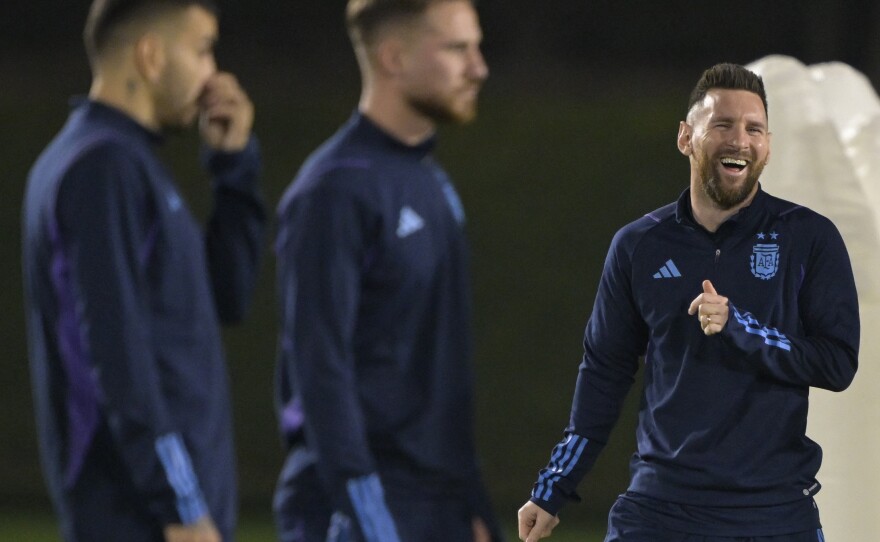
left=519, top=63, right=859, bottom=542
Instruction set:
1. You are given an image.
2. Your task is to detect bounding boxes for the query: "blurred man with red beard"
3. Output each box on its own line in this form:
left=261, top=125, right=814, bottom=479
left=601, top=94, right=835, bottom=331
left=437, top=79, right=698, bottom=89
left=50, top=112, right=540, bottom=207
left=519, top=63, right=859, bottom=542
left=22, top=1, right=264, bottom=541
left=273, top=1, right=501, bottom=541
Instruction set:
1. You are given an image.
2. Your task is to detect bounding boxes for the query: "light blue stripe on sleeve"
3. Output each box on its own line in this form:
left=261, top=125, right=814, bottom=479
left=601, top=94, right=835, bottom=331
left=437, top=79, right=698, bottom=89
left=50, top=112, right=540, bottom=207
left=346, top=474, right=400, bottom=542
left=533, top=434, right=588, bottom=501
left=732, top=307, right=792, bottom=351
left=155, top=433, right=209, bottom=524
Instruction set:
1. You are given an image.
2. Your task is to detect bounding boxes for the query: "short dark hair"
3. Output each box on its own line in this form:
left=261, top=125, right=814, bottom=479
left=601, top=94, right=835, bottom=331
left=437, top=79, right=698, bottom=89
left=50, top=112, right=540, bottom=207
left=346, top=0, right=473, bottom=47
left=687, top=63, right=768, bottom=117
left=84, top=0, right=217, bottom=63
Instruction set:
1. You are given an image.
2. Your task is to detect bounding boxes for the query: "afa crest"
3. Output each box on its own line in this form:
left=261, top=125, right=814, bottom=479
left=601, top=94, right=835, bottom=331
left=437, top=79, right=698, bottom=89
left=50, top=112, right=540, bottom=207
left=750, top=243, right=780, bottom=279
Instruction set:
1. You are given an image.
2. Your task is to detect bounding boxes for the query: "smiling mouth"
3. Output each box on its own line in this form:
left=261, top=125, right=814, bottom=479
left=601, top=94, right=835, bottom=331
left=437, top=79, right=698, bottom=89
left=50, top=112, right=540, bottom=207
left=720, top=157, right=748, bottom=172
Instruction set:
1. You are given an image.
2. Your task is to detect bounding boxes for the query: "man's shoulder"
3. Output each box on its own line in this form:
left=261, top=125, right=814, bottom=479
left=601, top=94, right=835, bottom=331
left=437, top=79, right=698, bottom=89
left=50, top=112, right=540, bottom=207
left=281, top=150, right=376, bottom=209
left=595, top=201, right=679, bottom=267
left=278, top=120, right=401, bottom=215
left=29, top=123, right=150, bottom=198
left=615, top=201, right=678, bottom=241
left=760, top=191, right=836, bottom=230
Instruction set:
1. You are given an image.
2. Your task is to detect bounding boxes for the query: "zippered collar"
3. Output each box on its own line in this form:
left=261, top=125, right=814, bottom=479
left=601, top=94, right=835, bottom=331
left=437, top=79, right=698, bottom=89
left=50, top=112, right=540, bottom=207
left=675, top=184, right=768, bottom=236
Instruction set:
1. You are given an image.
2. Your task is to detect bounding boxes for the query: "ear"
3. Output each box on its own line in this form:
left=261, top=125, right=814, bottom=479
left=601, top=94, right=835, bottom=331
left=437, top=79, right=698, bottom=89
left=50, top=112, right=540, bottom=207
left=133, top=32, right=165, bottom=84
left=374, top=37, right=407, bottom=77
left=677, top=120, right=693, bottom=156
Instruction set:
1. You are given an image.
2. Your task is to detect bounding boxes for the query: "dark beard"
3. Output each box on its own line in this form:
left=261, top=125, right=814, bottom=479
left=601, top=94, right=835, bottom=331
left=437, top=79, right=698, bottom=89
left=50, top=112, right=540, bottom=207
left=697, top=152, right=765, bottom=210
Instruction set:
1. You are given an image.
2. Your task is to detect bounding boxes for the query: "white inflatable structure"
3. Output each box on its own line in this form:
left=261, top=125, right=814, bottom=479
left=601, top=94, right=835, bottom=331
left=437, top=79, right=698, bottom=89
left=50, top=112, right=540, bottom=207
left=747, top=55, right=880, bottom=540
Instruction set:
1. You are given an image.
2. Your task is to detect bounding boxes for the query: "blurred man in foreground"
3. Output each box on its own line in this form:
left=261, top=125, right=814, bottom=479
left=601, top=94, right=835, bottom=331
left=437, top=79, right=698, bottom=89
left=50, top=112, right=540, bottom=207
left=273, top=0, right=501, bottom=540
left=22, top=1, right=264, bottom=540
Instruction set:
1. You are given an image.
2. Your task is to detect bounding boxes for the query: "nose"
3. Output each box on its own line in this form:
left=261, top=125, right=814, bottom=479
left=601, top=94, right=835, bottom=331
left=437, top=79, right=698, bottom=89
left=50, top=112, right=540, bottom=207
left=468, top=47, right=489, bottom=82
left=728, top=123, right=749, bottom=149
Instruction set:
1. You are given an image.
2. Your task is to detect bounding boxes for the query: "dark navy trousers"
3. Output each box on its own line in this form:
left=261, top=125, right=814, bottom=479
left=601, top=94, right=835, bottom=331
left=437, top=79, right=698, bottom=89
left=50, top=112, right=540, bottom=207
left=605, top=495, right=826, bottom=542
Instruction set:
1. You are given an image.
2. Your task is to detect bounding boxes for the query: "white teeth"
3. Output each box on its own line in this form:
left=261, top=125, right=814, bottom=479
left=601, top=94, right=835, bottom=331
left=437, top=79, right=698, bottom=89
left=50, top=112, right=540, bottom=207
left=721, top=158, right=747, bottom=166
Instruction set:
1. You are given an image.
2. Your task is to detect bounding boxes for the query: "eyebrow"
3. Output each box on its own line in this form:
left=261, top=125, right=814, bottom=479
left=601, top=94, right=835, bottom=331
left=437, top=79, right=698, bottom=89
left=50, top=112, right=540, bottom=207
left=710, top=114, right=767, bottom=127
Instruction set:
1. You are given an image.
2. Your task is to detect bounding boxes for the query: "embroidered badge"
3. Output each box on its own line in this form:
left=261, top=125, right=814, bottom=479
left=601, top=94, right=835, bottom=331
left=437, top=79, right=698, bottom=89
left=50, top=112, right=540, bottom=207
left=750, top=232, right=780, bottom=279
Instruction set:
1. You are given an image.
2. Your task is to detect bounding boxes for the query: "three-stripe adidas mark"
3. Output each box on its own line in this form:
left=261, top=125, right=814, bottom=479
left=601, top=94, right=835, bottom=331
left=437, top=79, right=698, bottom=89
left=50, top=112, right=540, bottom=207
left=653, top=259, right=681, bottom=279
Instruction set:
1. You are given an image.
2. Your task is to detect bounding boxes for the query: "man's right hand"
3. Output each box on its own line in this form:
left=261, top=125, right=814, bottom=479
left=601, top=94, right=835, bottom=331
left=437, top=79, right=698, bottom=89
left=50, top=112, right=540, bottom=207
left=164, top=516, right=221, bottom=542
left=518, top=501, right=559, bottom=542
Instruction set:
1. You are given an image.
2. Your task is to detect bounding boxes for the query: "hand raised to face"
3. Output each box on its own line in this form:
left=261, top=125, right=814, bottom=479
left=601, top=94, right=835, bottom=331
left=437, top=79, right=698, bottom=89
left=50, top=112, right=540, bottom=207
left=199, top=72, right=254, bottom=152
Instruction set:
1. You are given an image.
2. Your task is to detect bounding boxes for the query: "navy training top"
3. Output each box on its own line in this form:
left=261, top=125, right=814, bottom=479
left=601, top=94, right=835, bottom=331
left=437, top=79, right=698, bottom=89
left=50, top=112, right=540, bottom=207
left=22, top=100, right=265, bottom=539
left=275, top=112, right=497, bottom=540
left=530, top=187, right=859, bottom=536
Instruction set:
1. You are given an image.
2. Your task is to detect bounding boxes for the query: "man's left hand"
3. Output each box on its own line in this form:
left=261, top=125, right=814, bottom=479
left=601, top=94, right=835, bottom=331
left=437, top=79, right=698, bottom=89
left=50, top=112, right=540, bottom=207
left=688, top=279, right=729, bottom=336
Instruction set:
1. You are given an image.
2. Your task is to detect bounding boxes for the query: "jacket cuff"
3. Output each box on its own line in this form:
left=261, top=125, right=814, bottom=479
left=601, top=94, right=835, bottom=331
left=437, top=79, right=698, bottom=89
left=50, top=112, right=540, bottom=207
left=154, top=433, right=210, bottom=525
left=201, top=136, right=262, bottom=194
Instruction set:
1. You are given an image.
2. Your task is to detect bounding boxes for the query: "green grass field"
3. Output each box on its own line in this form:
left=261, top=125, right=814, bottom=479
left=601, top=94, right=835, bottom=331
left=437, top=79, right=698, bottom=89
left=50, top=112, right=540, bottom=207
left=0, top=511, right=606, bottom=541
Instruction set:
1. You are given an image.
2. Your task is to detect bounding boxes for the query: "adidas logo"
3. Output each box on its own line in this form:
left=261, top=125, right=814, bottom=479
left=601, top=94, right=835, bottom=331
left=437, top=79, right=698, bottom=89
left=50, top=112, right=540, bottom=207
left=653, top=259, right=682, bottom=279
left=396, top=206, right=425, bottom=238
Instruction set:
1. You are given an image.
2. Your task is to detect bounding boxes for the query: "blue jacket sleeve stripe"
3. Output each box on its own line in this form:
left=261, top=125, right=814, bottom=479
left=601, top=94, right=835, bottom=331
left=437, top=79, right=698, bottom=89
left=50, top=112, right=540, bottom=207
left=155, top=433, right=208, bottom=524
left=346, top=474, right=400, bottom=542
left=534, top=434, right=588, bottom=501
left=732, top=307, right=792, bottom=351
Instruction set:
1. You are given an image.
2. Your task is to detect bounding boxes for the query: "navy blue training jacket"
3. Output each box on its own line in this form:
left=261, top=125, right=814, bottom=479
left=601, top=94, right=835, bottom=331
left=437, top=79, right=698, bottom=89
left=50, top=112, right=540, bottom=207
left=531, top=187, right=859, bottom=535
left=22, top=100, right=265, bottom=540
left=275, top=112, right=498, bottom=540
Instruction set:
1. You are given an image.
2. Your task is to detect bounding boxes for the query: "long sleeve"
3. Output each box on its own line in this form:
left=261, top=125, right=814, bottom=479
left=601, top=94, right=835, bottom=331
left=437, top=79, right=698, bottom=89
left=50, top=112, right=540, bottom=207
left=55, top=144, right=208, bottom=526
left=531, top=231, right=647, bottom=515
left=722, top=219, right=859, bottom=391
left=276, top=176, right=400, bottom=541
left=203, top=136, right=266, bottom=324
